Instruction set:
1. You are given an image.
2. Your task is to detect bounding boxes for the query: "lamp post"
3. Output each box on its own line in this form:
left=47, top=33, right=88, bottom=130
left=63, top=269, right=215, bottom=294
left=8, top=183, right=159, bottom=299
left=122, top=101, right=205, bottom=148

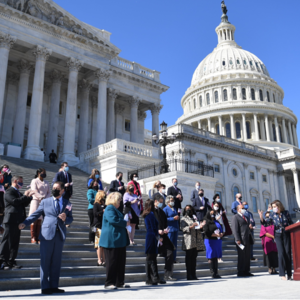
left=152, top=121, right=178, bottom=173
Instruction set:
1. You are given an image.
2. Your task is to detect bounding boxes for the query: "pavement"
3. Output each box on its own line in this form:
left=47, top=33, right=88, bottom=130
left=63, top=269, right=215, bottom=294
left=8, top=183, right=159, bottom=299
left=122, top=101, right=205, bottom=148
left=0, top=272, right=298, bottom=299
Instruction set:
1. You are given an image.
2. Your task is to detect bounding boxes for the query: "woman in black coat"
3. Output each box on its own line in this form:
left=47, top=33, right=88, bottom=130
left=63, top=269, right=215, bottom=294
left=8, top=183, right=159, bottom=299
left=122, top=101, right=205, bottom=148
left=93, top=190, right=106, bottom=266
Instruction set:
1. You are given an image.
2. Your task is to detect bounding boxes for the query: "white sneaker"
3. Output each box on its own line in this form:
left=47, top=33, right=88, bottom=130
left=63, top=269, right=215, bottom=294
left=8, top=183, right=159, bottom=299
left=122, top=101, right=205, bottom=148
left=104, top=285, right=117, bottom=290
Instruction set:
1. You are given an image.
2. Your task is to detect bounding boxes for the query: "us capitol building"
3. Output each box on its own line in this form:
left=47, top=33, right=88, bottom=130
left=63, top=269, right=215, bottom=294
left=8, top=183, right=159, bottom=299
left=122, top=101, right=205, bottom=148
left=0, top=0, right=299, bottom=214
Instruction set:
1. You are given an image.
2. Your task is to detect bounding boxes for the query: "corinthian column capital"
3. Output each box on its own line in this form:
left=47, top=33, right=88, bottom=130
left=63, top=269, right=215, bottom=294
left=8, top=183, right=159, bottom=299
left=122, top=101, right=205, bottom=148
left=127, top=96, right=141, bottom=108
left=0, top=33, right=16, bottom=50
left=79, top=79, right=92, bottom=91
left=151, top=104, right=163, bottom=115
left=66, top=57, right=83, bottom=72
left=138, top=110, right=147, bottom=121
left=115, top=103, right=125, bottom=114
left=17, top=59, right=34, bottom=75
left=108, top=88, right=118, bottom=101
left=33, top=45, right=52, bottom=61
left=50, top=69, right=64, bottom=83
left=95, top=68, right=111, bottom=82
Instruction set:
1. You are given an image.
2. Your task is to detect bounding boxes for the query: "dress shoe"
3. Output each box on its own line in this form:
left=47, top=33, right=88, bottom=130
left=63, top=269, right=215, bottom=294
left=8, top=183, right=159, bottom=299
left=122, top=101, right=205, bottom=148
left=245, top=273, right=254, bottom=276
left=2, top=262, right=11, bottom=270
left=250, top=257, right=258, bottom=261
left=213, top=274, right=222, bottom=279
left=145, top=282, right=157, bottom=285
left=51, top=288, right=65, bottom=293
left=164, top=276, right=177, bottom=281
left=41, top=289, right=53, bottom=295
left=159, top=280, right=166, bottom=284
left=173, top=261, right=180, bottom=264
left=9, top=263, right=22, bottom=269
left=237, top=273, right=245, bottom=277
left=116, top=284, right=130, bottom=288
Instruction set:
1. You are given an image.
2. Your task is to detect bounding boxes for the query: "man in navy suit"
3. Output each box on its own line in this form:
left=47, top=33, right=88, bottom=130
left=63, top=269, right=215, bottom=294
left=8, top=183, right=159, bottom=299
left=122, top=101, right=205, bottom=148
left=109, top=172, right=125, bottom=213
left=231, top=193, right=243, bottom=214
left=167, top=179, right=183, bottom=229
left=19, top=181, right=73, bottom=295
left=53, top=162, right=72, bottom=200
left=191, top=184, right=211, bottom=221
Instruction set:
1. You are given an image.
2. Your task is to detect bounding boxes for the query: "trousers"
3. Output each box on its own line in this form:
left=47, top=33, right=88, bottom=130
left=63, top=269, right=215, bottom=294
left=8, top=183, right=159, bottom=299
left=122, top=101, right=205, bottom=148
left=274, top=232, right=292, bottom=277
left=168, top=231, right=178, bottom=261
left=210, top=257, right=219, bottom=276
left=40, top=230, right=65, bottom=290
left=104, top=247, right=126, bottom=287
left=236, top=242, right=251, bottom=275
left=185, top=248, right=197, bottom=279
left=145, top=253, right=160, bottom=283
left=164, top=249, right=174, bottom=277
left=87, top=209, right=95, bottom=242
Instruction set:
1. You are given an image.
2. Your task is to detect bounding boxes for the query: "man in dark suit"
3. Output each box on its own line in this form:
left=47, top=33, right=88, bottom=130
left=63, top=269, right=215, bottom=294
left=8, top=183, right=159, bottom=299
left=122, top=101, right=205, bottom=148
left=152, top=184, right=167, bottom=207
left=167, top=178, right=183, bottom=229
left=0, top=176, right=34, bottom=270
left=191, top=186, right=211, bottom=222
left=53, top=162, right=72, bottom=200
left=109, top=172, right=125, bottom=213
left=153, top=196, right=176, bottom=282
left=231, top=204, right=254, bottom=277
left=19, top=181, right=73, bottom=295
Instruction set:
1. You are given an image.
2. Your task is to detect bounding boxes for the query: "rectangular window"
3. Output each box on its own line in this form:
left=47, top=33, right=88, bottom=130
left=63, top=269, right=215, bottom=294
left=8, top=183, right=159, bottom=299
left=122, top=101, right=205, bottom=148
left=250, top=172, right=255, bottom=180
left=125, top=120, right=131, bottom=132
left=252, top=196, right=258, bottom=213
left=214, top=164, right=220, bottom=173
left=198, top=160, right=204, bottom=168
left=216, top=191, right=222, bottom=201
left=262, top=174, right=267, bottom=182
left=265, top=199, right=269, bottom=211
left=27, top=93, right=32, bottom=107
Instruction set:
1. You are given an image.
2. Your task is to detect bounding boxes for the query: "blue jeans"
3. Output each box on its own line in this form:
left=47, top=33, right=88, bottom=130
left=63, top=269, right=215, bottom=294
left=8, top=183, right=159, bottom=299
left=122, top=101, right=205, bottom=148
left=168, top=231, right=178, bottom=261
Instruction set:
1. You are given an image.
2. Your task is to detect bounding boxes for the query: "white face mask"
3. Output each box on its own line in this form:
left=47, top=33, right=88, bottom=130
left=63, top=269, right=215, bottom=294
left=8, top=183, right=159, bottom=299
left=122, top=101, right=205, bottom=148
left=196, top=185, right=200, bottom=190
left=170, top=202, right=175, bottom=207
left=213, top=206, right=219, bottom=211
left=240, top=209, right=246, bottom=215
left=161, top=189, right=166, bottom=194
left=216, top=198, right=221, bottom=202
left=133, top=177, right=138, bottom=181
left=273, top=207, right=278, bottom=213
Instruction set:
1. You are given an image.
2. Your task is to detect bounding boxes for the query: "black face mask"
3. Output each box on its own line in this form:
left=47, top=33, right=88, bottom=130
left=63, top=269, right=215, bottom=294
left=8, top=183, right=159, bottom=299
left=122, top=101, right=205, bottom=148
left=40, top=173, right=47, bottom=179
left=129, top=188, right=134, bottom=193
left=93, top=186, right=99, bottom=191
left=238, top=196, right=242, bottom=200
left=52, top=189, right=60, bottom=198
left=199, top=193, right=204, bottom=197
left=119, top=176, right=123, bottom=181
left=186, top=209, right=192, bottom=216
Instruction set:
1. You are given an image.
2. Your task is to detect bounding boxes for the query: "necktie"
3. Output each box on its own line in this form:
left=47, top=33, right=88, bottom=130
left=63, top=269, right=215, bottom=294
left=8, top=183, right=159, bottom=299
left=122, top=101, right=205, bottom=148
left=242, top=215, right=247, bottom=222
left=55, top=199, right=60, bottom=215
left=119, top=181, right=121, bottom=186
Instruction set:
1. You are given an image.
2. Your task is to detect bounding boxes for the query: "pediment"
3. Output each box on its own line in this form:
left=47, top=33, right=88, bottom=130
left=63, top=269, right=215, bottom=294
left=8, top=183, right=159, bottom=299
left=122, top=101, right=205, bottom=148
left=0, top=0, right=121, bottom=57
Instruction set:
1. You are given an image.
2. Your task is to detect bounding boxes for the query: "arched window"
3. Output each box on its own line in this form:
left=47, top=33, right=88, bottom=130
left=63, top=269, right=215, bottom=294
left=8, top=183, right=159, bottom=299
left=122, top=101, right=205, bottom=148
left=242, top=88, right=246, bottom=100
left=214, top=91, right=219, bottom=103
left=229, top=59, right=233, bottom=65
left=233, top=186, right=239, bottom=201
left=206, top=93, right=210, bottom=105
left=225, top=123, right=231, bottom=138
left=279, top=126, right=283, bottom=143
left=250, top=61, right=253, bottom=66
left=237, top=59, right=240, bottom=64
left=246, top=121, right=251, bottom=139
left=222, top=61, right=226, bottom=66
left=267, top=91, right=270, bottom=102
left=258, top=122, right=261, bottom=139
left=259, top=89, right=263, bottom=101
left=272, top=124, right=277, bottom=141
left=273, top=94, right=276, bottom=103
left=233, top=88, right=237, bottom=100
left=193, top=99, right=196, bottom=109
left=243, top=59, right=247, bottom=65
left=200, top=96, right=203, bottom=107
left=251, top=88, right=255, bottom=100
left=235, top=122, right=241, bottom=139
left=216, top=124, right=220, bottom=135
left=223, top=89, right=228, bottom=101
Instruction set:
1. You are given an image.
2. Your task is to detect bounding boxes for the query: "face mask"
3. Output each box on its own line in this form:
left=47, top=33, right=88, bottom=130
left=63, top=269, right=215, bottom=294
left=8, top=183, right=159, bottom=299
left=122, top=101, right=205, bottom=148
left=17, top=182, right=23, bottom=189
left=273, top=207, right=278, bottom=213
left=95, top=174, right=100, bottom=179
left=40, top=173, right=47, bottom=179
left=238, top=196, right=242, bottom=201
left=170, top=202, right=175, bottom=207
left=196, top=185, right=200, bottom=190
left=244, top=204, right=249, bottom=210
left=2, top=168, right=7, bottom=172
left=240, top=209, right=246, bottom=215
left=157, top=203, right=163, bottom=208
left=119, top=176, right=123, bottom=181
left=64, top=167, right=69, bottom=172
left=52, top=189, right=60, bottom=198
left=216, top=198, right=221, bottom=202
left=199, top=193, right=204, bottom=197
left=268, top=209, right=273, bottom=212
left=173, top=182, right=178, bottom=186
left=161, top=189, right=166, bottom=194
left=186, top=209, right=193, bottom=216
left=213, top=206, right=219, bottom=211
left=93, top=186, right=99, bottom=191
left=129, top=188, right=134, bottom=193
left=133, top=177, right=138, bottom=181
left=210, top=214, right=215, bottom=218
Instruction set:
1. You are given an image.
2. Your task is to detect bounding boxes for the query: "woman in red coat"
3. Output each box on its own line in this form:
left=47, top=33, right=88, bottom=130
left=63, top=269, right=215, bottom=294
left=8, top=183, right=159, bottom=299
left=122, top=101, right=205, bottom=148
left=127, top=173, right=143, bottom=212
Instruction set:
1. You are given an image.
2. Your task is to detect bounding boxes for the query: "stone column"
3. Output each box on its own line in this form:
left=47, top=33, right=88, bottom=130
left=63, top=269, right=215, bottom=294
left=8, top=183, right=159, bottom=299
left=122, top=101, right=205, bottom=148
left=264, top=114, right=270, bottom=141
left=138, top=110, right=147, bottom=144
left=222, top=158, right=230, bottom=211
left=198, top=120, right=201, bottom=129
left=292, top=168, right=300, bottom=208
left=151, top=104, right=162, bottom=147
left=91, top=96, right=98, bottom=148
left=95, top=69, right=110, bottom=145
left=274, top=116, right=280, bottom=142
left=0, top=34, right=16, bottom=137
left=255, top=166, right=263, bottom=209
left=253, top=113, right=259, bottom=141
left=45, top=70, right=64, bottom=157
left=242, top=113, right=247, bottom=141
left=1, top=73, right=18, bottom=144
left=292, top=124, right=298, bottom=147
left=12, top=60, right=33, bottom=145
left=288, top=120, right=293, bottom=145
left=218, top=116, right=223, bottom=135
left=230, top=114, right=236, bottom=139
left=282, top=118, right=287, bottom=143
left=115, top=103, right=125, bottom=139
left=107, top=88, right=118, bottom=142
left=277, top=171, right=289, bottom=210
left=60, top=58, right=83, bottom=165
left=243, top=163, right=248, bottom=203
left=128, top=96, right=140, bottom=143
left=260, top=117, right=266, bottom=140
left=24, top=46, right=52, bottom=161
left=77, top=79, right=92, bottom=154
left=269, top=119, right=274, bottom=141
left=207, top=117, right=211, bottom=132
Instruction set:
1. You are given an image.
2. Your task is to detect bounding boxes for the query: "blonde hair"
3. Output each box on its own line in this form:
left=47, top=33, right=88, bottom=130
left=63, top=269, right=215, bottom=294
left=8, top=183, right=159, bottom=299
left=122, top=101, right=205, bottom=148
left=95, top=190, right=106, bottom=204
left=126, top=184, right=134, bottom=194
left=153, top=181, right=161, bottom=188
left=105, top=192, right=122, bottom=207
left=90, top=168, right=100, bottom=179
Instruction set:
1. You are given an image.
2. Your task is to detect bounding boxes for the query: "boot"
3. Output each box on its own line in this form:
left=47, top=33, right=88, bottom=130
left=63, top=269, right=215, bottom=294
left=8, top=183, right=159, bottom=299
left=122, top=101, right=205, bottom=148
left=36, top=220, right=42, bottom=244
left=149, top=260, right=160, bottom=284
left=210, top=259, right=215, bottom=277
left=30, top=223, right=37, bottom=244
left=145, top=261, right=154, bottom=285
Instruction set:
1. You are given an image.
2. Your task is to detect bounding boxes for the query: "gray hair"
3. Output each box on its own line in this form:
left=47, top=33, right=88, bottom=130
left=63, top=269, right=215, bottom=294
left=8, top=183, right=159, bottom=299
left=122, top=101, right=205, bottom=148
left=166, top=195, right=174, bottom=204
left=11, top=175, right=23, bottom=183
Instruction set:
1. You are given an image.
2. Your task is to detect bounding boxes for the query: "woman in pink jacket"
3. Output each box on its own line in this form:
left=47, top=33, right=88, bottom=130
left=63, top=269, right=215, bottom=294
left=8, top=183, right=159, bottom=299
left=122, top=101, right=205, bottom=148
left=29, top=168, right=51, bottom=244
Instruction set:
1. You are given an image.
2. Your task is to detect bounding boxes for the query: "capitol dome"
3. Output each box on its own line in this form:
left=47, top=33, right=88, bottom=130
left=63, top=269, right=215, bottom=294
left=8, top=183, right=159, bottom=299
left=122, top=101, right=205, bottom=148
left=177, top=8, right=298, bottom=150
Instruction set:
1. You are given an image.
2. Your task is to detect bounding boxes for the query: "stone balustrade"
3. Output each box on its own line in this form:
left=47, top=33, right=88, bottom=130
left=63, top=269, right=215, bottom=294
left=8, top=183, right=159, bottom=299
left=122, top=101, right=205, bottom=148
left=79, top=138, right=159, bottom=162
left=277, top=147, right=300, bottom=160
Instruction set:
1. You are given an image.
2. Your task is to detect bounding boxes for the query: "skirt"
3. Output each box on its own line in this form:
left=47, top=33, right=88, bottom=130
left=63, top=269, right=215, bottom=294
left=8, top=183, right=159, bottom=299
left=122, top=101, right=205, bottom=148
left=130, top=209, right=140, bottom=225
left=95, top=228, right=101, bottom=249
left=263, top=250, right=278, bottom=268
left=204, top=238, right=222, bottom=259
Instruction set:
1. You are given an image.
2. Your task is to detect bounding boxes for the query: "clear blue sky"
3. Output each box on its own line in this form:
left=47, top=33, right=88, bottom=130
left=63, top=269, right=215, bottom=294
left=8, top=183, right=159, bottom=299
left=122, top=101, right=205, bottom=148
left=55, top=0, right=300, bottom=134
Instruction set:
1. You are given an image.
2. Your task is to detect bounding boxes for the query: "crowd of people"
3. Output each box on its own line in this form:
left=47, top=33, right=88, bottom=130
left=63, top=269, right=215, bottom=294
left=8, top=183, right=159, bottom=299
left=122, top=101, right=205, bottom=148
left=0, top=162, right=296, bottom=294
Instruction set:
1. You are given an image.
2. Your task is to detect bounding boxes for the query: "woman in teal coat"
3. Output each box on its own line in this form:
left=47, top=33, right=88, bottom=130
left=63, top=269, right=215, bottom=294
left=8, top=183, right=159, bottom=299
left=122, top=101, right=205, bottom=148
left=87, top=180, right=98, bottom=243
left=99, top=192, right=130, bottom=290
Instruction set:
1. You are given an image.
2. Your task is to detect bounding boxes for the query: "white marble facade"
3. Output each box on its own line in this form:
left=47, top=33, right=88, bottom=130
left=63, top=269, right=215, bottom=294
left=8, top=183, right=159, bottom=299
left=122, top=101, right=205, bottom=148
left=0, top=0, right=168, bottom=164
